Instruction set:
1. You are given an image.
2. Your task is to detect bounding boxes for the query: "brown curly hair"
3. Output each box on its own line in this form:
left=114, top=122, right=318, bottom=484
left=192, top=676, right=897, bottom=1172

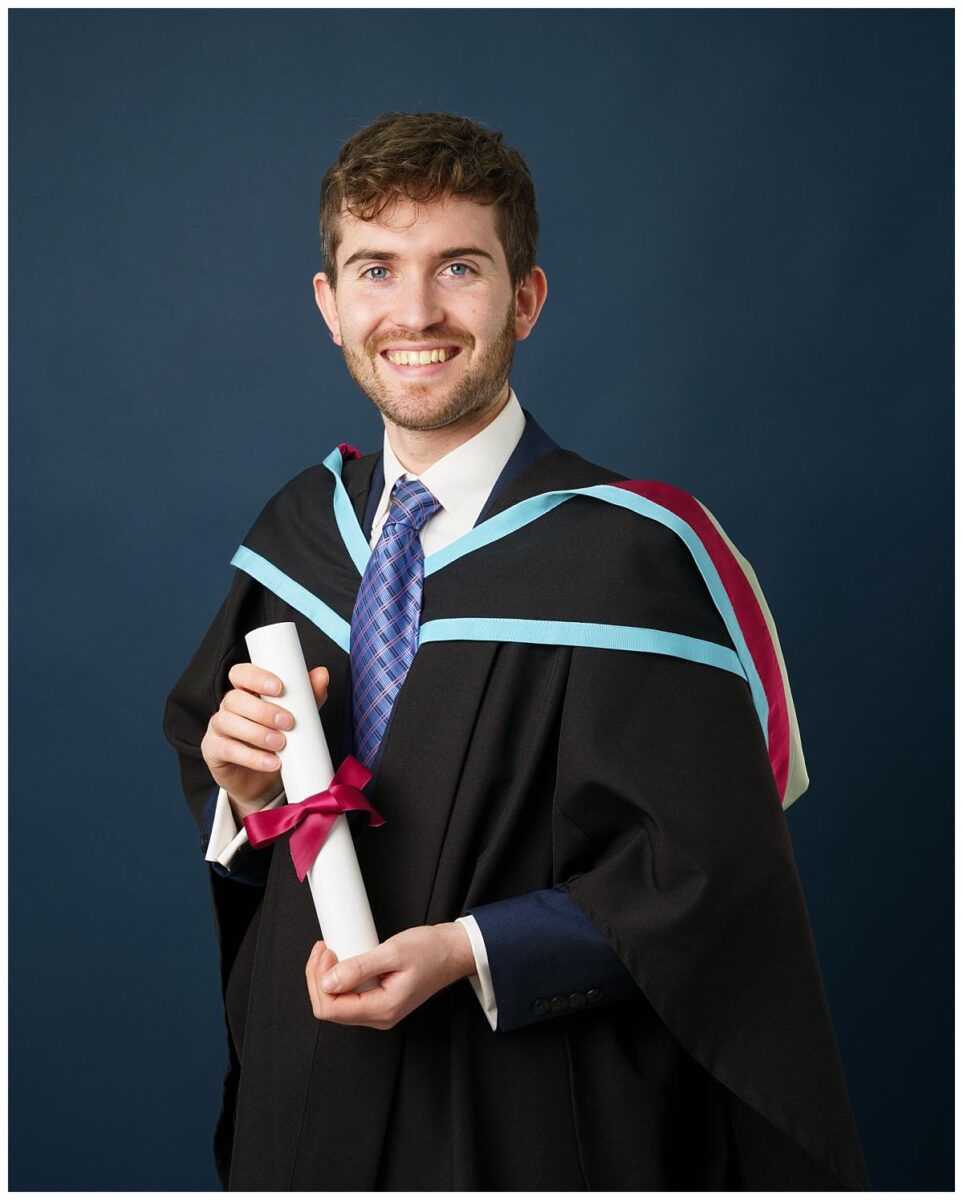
left=319, top=111, right=539, bottom=291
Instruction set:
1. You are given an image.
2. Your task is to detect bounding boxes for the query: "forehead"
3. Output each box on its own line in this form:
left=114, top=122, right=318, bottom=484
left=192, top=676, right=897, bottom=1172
left=336, top=194, right=504, bottom=266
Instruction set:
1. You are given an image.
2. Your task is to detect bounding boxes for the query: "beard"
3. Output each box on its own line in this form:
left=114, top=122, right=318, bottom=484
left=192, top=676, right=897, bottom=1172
left=339, top=301, right=517, bottom=432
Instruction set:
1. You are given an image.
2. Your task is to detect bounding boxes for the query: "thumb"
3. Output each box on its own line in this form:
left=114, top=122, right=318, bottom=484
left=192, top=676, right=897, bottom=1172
left=321, top=947, right=385, bottom=993
left=308, top=666, right=330, bottom=709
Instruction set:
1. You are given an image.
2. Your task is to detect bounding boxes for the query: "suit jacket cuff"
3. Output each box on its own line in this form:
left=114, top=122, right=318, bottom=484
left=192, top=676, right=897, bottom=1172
left=467, top=887, right=641, bottom=1032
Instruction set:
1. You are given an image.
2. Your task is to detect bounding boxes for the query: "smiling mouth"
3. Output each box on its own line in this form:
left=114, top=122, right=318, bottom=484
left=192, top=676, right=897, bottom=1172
left=380, top=346, right=462, bottom=369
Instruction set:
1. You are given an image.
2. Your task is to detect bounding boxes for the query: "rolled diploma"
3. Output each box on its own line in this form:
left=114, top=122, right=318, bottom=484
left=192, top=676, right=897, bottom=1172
left=245, top=621, right=380, bottom=986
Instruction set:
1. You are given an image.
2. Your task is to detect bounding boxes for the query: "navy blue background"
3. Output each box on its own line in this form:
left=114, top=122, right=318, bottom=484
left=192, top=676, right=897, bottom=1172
left=10, top=9, right=952, bottom=1191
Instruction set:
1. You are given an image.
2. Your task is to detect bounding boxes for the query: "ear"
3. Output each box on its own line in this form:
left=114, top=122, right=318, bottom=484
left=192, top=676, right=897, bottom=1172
left=514, top=266, right=548, bottom=342
left=313, top=272, right=342, bottom=345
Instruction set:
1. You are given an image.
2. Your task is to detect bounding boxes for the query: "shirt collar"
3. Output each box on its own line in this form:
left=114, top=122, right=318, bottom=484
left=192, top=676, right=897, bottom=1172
left=379, top=388, right=526, bottom=531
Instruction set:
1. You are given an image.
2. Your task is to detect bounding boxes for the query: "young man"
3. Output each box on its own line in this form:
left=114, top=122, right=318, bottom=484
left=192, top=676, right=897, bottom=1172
left=164, top=111, right=869, bottom=1190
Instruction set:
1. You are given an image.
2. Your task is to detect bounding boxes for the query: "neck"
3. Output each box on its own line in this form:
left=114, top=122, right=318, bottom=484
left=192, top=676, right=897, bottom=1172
left=384, top=383, right=511, bottom=476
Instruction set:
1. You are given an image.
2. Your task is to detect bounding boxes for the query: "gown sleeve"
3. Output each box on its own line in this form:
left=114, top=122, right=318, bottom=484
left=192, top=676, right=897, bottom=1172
left=162, top=563, right=285, bottom=971
left=550, top=623, right=869, bottom=1189
left=163, top=566, right=280, bottom=835
left=163, top=560, right=291, bottom=1184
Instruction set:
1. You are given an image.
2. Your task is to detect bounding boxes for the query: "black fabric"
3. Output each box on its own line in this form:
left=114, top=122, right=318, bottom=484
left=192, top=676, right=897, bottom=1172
left=163, top=434, right=870, bottom=1191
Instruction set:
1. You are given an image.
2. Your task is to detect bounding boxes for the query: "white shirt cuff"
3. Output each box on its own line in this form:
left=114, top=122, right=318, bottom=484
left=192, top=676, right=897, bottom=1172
left=205, top=786, right=286, bottom=869
left=455, top=914, right=498, bottom=1031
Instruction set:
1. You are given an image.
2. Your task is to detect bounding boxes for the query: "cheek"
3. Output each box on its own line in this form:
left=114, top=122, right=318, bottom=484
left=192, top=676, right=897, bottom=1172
left=458, top=299, right=509, bottom=343
left=337, top=298, right=383, bottom=342
left=340, top=318, right=378, bottom=352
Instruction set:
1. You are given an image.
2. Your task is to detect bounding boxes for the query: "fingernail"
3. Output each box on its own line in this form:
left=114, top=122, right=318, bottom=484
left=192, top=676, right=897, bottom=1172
left=321, top=971, right=338, bottom=991
left=274, top=712, right=294, bottom=731
left=263, top=678, right=280, bottom=695
left=262, top=753, right=280, bottom=769
left=266, top=732, right=284, bottom=750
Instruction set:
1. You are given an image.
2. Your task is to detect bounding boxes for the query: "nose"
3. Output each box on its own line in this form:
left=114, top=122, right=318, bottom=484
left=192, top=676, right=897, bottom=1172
left=389, top=272, right=447, bottom=331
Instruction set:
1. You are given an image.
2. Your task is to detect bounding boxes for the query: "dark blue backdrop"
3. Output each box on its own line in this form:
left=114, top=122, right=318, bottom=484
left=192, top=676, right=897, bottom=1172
left=10, top=9, right=952, bottom=1191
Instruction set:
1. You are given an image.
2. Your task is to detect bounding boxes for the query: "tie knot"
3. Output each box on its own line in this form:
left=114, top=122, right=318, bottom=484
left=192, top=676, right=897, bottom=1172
left=386, top=477, right=441, bottom=532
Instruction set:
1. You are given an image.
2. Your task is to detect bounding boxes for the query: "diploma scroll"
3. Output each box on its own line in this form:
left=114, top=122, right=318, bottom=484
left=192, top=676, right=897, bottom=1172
left=245, top=622, right=380, bottom=986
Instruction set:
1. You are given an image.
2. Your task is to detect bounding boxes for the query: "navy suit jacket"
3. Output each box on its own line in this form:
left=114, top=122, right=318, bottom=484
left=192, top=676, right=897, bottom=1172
left=203, top=409, right=641, bottom=1032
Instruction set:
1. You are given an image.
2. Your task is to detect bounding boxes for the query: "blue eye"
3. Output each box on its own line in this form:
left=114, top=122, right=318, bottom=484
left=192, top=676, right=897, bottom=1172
left=445, top=262, right=473, bottom=277
left=362, top=265, right=389, bottom=281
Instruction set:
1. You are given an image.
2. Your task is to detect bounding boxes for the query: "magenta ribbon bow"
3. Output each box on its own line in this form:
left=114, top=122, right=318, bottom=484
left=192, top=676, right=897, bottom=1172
left=242, top=755, right=383, bottom=882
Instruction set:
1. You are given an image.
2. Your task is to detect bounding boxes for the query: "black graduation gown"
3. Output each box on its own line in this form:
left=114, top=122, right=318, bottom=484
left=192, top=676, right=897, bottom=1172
left=163, top=442, right=870, bottom=1191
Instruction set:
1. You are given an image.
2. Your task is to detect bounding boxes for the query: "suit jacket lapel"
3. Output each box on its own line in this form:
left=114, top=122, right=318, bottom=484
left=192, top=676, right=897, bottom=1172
left=475, top=408, right=560, bottom=523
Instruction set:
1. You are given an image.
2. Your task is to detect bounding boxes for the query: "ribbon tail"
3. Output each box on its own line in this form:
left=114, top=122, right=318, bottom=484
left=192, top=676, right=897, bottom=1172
left=289, top=810, right=337, bottom=882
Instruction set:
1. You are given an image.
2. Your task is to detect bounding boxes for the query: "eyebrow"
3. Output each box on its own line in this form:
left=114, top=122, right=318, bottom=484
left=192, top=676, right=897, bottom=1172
left=341, top=245, right=497, bottom=269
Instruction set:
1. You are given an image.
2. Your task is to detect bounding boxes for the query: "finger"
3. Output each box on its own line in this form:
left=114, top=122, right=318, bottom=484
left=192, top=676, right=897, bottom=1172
left=304, top=941, right=327, bottom=1018
left=310, top=945, right=399, bottom=1028
left=308, top=666, right=330, bottom=709
left=322, top=989, right=393, bottom=1028
left=322, top=946, right=393, bottom=994
left=324, top=964, right=406, bottom=1029
left=213, top=709, right=288, bottom=756
left=203, top=725, right=280, bottom=773
left=222, top=688, right=296, bottom=732
left=314, top=977, right=390, bottom=1027
left=210, top=705, right=285, bottom=753
left=307, top=946, right=341, bottom=1020
left=228, top=662, right=284, bottom=698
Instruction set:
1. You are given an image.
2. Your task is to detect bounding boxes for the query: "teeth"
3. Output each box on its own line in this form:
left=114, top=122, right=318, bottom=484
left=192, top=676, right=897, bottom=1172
left=385, top=347, right=455, bottom=365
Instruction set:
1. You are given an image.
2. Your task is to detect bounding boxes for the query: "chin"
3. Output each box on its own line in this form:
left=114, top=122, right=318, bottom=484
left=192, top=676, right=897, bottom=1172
left=381, top=401, right=465, bottom=433
left=373, top=385, right=477, bottom=431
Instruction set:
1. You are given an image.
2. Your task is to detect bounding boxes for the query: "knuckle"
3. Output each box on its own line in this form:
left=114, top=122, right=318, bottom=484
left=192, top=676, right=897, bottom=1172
left=265, top=721, right=283, bottom=744
left=201, top=727, right=222, bottom=759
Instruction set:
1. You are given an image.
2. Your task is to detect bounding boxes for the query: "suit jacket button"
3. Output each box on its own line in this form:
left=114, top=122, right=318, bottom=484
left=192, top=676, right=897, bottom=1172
left=531, top=997, right=550, bottom=1016
left=550, top=994, right=569, bottom=1012
left=568, top=991, right=586, bottom=1007
left=586, top=988, right=604, bottom=1004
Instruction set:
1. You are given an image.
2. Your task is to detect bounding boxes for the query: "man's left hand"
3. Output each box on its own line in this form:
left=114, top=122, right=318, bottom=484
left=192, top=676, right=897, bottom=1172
left=304, top=922, right=476, bottom=1030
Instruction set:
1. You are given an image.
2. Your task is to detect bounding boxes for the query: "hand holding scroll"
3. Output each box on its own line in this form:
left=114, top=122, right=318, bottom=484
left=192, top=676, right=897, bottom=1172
left=201, top=661, right=330, bottom=813
left=304, top=923, right=477, bottom=1030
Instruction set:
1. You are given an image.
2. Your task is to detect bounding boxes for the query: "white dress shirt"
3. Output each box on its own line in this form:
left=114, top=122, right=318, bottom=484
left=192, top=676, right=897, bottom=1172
left=206, top=387, right=527, bottom=1031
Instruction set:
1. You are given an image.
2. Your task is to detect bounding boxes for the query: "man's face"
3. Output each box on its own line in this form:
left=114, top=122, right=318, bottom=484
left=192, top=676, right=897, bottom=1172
left=314, top=195, right=529, bottom=432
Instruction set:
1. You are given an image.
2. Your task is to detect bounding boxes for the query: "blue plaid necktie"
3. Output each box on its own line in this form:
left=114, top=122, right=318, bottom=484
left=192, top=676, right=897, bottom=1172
left=350, top=476, right=441, bottom=769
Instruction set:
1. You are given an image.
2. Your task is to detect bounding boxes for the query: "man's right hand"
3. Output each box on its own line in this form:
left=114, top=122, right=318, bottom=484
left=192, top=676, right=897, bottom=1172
left=201, top=661, right=330, bottom=820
